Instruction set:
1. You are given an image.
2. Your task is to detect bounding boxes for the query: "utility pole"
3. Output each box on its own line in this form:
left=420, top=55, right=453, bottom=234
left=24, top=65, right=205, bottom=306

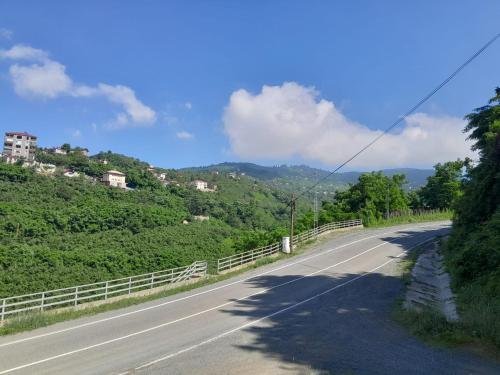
left=385, top=185, right=390, bottom=219
left=290, top=193, right=296, bottom=253
left=313, top=191, right=318, bottom=236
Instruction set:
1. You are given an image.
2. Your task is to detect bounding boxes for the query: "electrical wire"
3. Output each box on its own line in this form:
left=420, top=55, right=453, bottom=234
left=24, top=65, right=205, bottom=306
left=291, top=31, right=500, bottom=204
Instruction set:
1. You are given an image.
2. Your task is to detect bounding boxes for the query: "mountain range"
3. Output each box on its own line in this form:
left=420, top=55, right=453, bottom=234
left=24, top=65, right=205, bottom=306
left=182, top=162, right=434, bottom=196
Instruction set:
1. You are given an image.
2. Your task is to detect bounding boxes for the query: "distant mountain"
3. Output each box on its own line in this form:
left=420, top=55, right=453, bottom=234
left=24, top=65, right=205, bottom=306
left=182, top=162, right=433, bottom=197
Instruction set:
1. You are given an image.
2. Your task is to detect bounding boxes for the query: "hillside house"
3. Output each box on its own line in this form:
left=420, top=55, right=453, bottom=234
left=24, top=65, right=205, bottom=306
left=190, top=179, right=208, bottom=191
left=49, top=147, right=67, bottom=155
left=103, top=170, right=126, bottom=189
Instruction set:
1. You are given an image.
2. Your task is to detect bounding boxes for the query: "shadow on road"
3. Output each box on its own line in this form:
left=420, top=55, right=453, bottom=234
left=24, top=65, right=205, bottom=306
left=219, top=227, right=499, bottom=374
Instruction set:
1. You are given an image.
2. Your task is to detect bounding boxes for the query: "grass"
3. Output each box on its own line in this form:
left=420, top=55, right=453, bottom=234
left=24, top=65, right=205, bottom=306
left=366, top=210, right=452, bottom=228
left=393, top=240, right=500, bottom=359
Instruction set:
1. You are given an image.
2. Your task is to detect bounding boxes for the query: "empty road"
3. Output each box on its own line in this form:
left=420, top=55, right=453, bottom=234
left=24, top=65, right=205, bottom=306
left=1, top=222, right=499, bottom=374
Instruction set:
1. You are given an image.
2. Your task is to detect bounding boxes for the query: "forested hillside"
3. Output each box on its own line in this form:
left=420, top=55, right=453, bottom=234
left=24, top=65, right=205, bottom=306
left=0, top=144, right=454, bottom=298
left=183, top=162, right=434, bottom=198
left=0, top=161, right=293, bottom=297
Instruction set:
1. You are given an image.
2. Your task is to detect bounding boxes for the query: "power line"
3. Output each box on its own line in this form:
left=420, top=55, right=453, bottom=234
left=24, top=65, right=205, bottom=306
left=292, top=31, right=500, bottom=204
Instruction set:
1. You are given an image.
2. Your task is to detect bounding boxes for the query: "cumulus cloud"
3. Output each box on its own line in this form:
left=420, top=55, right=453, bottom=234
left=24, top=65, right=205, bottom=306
left=223, top=82, right=474, bottom=168
left=9, top=61, right=72, bottom=98
left=176, top=131, right=194, bottom=140
left=0, top=44, right=156, bottom=126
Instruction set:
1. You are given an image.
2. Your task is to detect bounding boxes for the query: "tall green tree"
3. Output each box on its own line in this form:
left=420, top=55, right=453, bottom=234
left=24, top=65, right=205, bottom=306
left=418, top=159, right=468, bottom=210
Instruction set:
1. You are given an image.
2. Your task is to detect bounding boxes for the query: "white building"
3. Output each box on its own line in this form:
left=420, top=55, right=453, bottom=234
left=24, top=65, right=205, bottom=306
left=103, top=170, right=126, bottom=189
left=3, top=132, right=37, bottom=164
left=50, top=147, right=67, bottom=155
left=190, top=179, right=208, bottom=191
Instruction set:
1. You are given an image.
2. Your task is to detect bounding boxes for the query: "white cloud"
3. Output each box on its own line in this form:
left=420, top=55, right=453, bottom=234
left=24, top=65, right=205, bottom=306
left=176, top=131, right=194, bottom=140
left=0, top=28, right=13, bottom=40
left=97, top=83, right=156, bottom=124
left=223, top=82, right=474, bottom=168
left=185, top=101, right=192, bottom=110
left=0, top=44, right=47, bottom=61
left=9, top=61, right=72, bottom=98
left=0, top=44, right=156, bottom=127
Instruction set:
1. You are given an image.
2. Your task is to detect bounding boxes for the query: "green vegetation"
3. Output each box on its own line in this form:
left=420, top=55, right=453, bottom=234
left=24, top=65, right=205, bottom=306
left=0, top=223, right=330, bottom=336
left=394, top=89, right=500, bottom=354
left=0, top=136, right=458, bottom=300
left=442, top=88, right=500, bottom=350
left=0, top=157, right=294, bottom=297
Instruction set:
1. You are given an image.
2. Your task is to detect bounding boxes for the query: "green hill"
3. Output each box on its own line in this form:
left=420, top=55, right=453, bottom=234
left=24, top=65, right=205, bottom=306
left=0, top=157, right=293, bottom=297
left=183, top=162, right=434, bottom=198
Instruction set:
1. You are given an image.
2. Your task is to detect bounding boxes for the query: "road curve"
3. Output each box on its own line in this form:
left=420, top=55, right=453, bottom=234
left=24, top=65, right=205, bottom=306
left=0, top=222, right=498, bottom=375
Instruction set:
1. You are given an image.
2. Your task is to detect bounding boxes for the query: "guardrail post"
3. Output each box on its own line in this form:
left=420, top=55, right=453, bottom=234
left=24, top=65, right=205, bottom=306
left=74, top=286, right=79, bottom=306
left=41, top=292, right=45, bottom=311
left=150, top=273, right=155, bottom=289
left=105, top=281, right=109, bottom=300
left=1, top=298, right=5, bottom=322
left=128, top=277, right=132, bottom=295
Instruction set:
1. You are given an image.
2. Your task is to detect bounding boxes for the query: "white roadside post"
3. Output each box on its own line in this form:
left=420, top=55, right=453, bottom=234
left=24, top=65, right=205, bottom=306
left=282, top=237, right=291, bottom=254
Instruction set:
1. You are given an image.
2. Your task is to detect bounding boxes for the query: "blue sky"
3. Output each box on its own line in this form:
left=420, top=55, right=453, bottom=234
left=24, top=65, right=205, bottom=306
left=0, top=1, right=499, bottom=170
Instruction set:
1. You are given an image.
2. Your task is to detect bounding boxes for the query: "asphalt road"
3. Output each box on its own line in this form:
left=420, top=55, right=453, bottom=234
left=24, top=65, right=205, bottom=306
left=1, top=222, right=499, bottom=375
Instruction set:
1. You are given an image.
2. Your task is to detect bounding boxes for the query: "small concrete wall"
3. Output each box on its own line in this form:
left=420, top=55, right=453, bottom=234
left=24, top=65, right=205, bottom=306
left=404, top=241, right=458, bottom=321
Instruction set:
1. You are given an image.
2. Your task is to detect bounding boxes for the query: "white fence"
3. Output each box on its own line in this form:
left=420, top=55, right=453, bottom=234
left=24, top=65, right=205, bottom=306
left=0, top=261, right=207, bottom=321
left=217, top=242, right=281, bottom=273
left=217, top=219, right=363, bottom=273
left=292, top=219, right=362, bottom=245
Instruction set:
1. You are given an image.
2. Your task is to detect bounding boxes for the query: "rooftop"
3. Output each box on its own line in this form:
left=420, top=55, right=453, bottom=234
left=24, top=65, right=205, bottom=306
left=104, top=170, right=125, bottom=176
left=5, top=131, right=37, bottom=138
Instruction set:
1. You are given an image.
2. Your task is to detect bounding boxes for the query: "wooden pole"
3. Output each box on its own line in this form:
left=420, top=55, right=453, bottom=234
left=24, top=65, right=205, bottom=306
left=290, top=193, right=296, bottom=253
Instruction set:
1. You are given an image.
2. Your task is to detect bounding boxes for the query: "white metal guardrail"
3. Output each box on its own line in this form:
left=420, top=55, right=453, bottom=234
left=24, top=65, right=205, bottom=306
left=292, top=219, right=362, bottom=245
left=217, top=219, right=363, bottom=273
left=0, top=260, right=207, bottom=321
left=217, top=242, right=281, bottom=273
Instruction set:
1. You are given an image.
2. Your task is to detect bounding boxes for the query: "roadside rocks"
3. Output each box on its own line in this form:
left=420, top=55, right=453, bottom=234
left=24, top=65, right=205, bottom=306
left=404, top=241, right=459, bottom=322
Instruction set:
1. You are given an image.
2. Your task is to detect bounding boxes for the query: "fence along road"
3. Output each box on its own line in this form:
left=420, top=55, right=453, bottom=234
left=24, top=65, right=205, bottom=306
left=1, top=220, right=361, bottom=321
left=0, top=222, right=470, bottom=375
left=217, top=219, right=362, bottom=273
left=0, top=261, right=207, bottom=321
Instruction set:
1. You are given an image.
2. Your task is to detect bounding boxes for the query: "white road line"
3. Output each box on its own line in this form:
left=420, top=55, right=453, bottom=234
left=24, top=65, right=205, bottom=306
left=131, top=238, right=432, bottom=373
left=0, top=241, right=390, bottom=375
left=0, top=234, right=438, bottom=375
left=0, top=225, right=439, bottom=348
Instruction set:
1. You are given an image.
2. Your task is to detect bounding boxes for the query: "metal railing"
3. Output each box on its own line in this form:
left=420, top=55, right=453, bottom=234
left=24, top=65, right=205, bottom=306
left=0, top=261, right=207, bottom=321
left=217, top=242, right=281, bottom=273
left=217, top=219, right=363, bottom=273
left=292, top=219, right=362, bottom=245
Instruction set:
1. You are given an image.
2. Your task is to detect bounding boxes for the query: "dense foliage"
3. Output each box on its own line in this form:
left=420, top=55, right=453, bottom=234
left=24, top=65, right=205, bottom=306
left=0, top=159, right=293, bottom=296
left=444, top=88, right=500, bottom=347
left=417, top=160, right=468, bottom=210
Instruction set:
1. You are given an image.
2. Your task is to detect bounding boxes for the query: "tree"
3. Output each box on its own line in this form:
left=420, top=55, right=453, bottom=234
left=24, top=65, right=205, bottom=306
left=418, top=159, right=468, bottom=210
left=61, top=143, right=71, bottom=153
left=320, top=172, right=409, bottom=222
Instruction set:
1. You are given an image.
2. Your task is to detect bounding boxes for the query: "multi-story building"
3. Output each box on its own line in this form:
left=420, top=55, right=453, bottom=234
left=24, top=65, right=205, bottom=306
left=102, top=170, right=126, bottom=189
left=3, top=132, right=37, bottom=164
